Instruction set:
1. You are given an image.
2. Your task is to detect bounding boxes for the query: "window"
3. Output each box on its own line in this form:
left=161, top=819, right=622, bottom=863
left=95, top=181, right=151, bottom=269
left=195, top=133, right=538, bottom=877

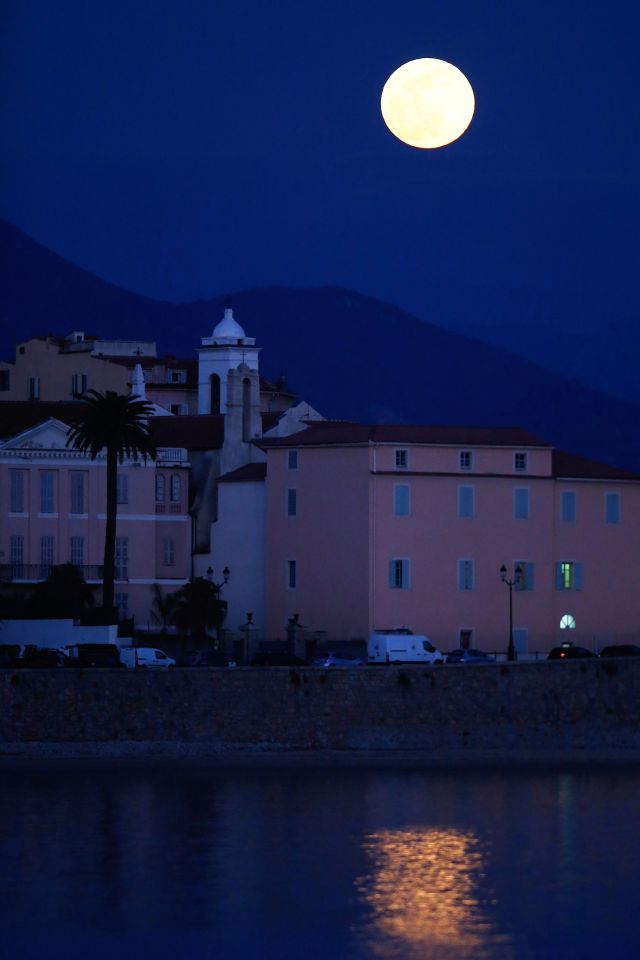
left=560, top=614, right=576, bottom=630
left=394, top=484, right=410, bottom=516
left=10, top=535, right=24, bottom=578
left=514, top=561, right=535, bottom=591
left=170, top=474, right=181, bottom=502
left=71, top=373, right=88, bottom=396
left=115, top=537, right=129, bottom=580
left=514, top=488, right=529, bottom=520
left=288, top=450, right=298, bottom=470
left=458, top=485, right=475, bottom=518
left=40, top=536, right=55, bottom=576
left=115, top=592, right=129, bottom=620
left=459, top=629, right=473, bottom=650
left=605, top=493, right=620, bottom=524
left=556, top=561, right=583, bottom=591
left=70, top=472, right=85, bottom=514
left=459, top=450, right=473, bottom=471
left=116, top=475, right=128, bottom=504
left=9, top=471, right=25, bottom=513
left=210, top=374, right=221, bottom=414
left=167, top=369, right=186, bottom=384
left=388, top=558, right=410, bottom=590
left=40, top=472, right=55, bottom=514
left=242, top=377, right=252, bottom=442
left=457, top=559, right=474, bottom=591
left=287, top=559, right=297, bottom=589
left=395, top=449, right=408, bottom=470
left=287, top=488, right=297, bottom=516
left=0, top=369, right=9, bottom=391
left=514, top=452, right=527, bottom=472
left=561, top=491, right=576, bottom=523
left=29, top=376, right=40, bottom=400
left=70, top=536, right=84, bottom=568
left=162, top=537, right=175, bottom=566
left=155, top=473, right=166, bottom=502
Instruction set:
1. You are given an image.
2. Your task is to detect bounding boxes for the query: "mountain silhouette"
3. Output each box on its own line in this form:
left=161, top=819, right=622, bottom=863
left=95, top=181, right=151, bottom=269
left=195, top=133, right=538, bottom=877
left=1, top=218, right=638, bottom=470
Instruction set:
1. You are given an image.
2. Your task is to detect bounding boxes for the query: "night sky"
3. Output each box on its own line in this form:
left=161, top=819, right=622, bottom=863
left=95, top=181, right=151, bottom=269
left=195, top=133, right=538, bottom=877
left=2, top=1, right=639, bottom=345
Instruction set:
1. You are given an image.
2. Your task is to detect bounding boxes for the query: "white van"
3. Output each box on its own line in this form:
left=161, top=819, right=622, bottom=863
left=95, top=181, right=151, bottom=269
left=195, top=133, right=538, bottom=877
left=368, top=630, right=444, bottom=665
left=120, top=647, right=176, bottom=669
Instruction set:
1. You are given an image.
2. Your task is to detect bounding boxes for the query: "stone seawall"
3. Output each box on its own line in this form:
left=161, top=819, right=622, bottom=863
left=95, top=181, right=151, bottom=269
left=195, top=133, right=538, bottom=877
left=2, top=660, right=640, bottom=754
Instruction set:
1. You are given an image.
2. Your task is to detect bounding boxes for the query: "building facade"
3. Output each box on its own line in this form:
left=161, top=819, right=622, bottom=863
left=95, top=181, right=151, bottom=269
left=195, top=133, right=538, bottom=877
left=263, top=423, right=640, bottom=654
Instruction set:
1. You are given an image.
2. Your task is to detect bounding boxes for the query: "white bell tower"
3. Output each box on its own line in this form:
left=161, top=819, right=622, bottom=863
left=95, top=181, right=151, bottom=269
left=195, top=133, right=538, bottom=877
left=197, top=308, right=261, bottom=415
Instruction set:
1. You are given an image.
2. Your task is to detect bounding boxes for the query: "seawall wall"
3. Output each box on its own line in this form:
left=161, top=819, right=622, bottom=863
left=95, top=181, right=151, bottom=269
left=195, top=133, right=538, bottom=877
left=3, top=660, right=640, bottom=753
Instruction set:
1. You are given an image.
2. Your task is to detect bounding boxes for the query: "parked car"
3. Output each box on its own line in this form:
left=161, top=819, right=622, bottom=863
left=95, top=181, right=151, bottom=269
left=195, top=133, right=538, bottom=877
left=21, top=646, right=68, bottom=668
left=120, top=647, right=176, bottom=669
left=368, top=631, right=445, bottom=665
left=547, top=642, right=598, bottom=660
left=66, top=643, right=125, bottom=668
left=184, top=650, right=235, bottom=667
left=599, top=644, right=640, bottom=658
left=446, top=648, right=496, bottom=664
left=250, top=651, right=309, bottom=667
left=314, top=652, right=364, bottom=667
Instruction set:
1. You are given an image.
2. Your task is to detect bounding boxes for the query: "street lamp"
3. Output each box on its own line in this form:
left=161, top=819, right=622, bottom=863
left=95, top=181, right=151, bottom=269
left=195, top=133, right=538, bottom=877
left=500, top=564, right=523, bottom=662
left=206, top=565, right=230, bottom=648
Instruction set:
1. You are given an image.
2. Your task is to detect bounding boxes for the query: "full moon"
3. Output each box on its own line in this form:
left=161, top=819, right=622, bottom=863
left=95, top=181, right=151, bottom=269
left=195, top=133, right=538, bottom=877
left=381, top=58, right=475, bottom=149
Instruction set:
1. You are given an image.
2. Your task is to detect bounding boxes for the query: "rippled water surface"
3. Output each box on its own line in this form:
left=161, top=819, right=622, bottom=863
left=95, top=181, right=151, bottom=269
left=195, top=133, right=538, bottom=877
left=1, top=761, right=639, bottom=959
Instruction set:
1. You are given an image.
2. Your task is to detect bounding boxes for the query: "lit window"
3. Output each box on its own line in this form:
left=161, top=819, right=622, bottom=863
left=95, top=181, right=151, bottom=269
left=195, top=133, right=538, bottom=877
left=395, top=449, right=408, bottom=470
left=556, top=561, right=582, bottom=591
left=514, top=488, right=529, bottom=520
left=514, top=452, right=527, bottom=472
left=561, top=491, right=576, bottom=523
left=288, top=450, right=298, bottom=470
left=605, top=493, right=620, bottom=524
left=458, top=486, right=475, bottom=519
left=459, top=451, right=472, bottom=471
left=560, top=614, right=576, bottom=629
left=457, top=559, right=474, bottom=591
left=394, top=484, right=410, bottom=516
left=388, top=558, right=410, bottom=590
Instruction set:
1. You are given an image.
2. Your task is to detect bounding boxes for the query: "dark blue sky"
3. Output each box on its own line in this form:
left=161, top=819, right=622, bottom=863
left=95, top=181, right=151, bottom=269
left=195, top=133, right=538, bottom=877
left=2, top=0, right=639, bottom=338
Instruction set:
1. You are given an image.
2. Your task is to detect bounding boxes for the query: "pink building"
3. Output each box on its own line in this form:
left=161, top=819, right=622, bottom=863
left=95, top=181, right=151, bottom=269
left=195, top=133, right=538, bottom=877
left=263, top=423, right=640, bottom=655
left=0, top=408, right=191, bottom=626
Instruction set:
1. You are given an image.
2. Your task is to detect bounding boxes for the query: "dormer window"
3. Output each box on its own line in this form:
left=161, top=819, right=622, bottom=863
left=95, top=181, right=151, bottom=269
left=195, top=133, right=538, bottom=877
left=167, top=369, right=186, bottom=385
left=459, top=450, right=473, bottom=471
left=514, top=452, right=528, bottom=472
left=395, top=449, right=408, bottom=470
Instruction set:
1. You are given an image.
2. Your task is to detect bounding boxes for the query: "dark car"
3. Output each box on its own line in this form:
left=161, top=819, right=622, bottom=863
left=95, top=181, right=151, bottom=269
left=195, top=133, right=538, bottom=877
left=21, top=646, right=68, bottom=668
left=547, top=642, right=598, bottom=660
left=446, top=648, right=496, bottom=664
left=599, top=644, right=640, bottom=658
left=250, top=652, right=309, bottom=667
left=184, top=650, right=234, bottom=667
left=0, top=645, right=23, bottom=668
left=65, top=643, right=125, bottom=668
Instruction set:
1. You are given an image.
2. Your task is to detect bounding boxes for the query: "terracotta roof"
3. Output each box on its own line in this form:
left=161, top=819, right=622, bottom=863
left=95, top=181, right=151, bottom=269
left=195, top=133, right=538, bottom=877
left=260, top=421, right=551, bottom=449
left=552, top=450, right=640, bottom=481
left=0, top=401, right=84, bottom=438
left=219, top=463, right=267, bottom=483
left=150, top=414, right=224, bottom=451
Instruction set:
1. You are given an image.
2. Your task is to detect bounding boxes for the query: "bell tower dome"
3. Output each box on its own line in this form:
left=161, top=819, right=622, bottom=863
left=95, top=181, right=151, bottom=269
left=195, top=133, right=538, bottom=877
left=197, top=308, right=261, bottom=414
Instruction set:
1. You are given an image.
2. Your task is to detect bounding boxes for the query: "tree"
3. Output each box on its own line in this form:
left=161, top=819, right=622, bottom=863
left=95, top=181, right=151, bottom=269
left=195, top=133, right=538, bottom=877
left=66, top=391, right=156, bottom=615
left=171, top=578, right=227, bottom=645
left=150, top=583, right=177, bottom=635
left=31, top=563, right=96, bottom=619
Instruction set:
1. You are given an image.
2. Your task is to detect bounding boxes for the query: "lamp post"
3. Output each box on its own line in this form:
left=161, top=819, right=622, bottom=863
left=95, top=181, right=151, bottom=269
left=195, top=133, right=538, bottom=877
left=500, top=564, right=523, bottom=662
left=206, top=565, right=230, bottom=648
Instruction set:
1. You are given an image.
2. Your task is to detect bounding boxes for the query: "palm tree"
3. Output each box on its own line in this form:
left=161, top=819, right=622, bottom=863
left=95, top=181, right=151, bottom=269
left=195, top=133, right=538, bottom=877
left=171, top=578, right=227, bottom=646
left=66, top=391, right=156, bottom=615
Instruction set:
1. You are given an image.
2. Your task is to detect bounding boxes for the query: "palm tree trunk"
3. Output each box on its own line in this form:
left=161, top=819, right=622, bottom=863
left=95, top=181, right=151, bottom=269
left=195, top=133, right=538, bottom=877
left=103, top=443, right=118, bottom=616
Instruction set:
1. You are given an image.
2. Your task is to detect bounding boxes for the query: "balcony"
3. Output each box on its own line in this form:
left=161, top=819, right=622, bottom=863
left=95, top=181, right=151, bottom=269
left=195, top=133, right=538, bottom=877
left=0, top=564, right=105, bottom=584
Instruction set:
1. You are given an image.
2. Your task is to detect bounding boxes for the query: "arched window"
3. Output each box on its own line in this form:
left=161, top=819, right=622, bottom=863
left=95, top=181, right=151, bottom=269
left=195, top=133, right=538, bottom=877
left=170, top=474, right=181, bottom=502
left=560, top=614, right=576, bottom=630
left=242, top=377, right=251, bottom=441
left=210, top=374, right=221, bottom=414
left=155, top=473, right=165, bottom=503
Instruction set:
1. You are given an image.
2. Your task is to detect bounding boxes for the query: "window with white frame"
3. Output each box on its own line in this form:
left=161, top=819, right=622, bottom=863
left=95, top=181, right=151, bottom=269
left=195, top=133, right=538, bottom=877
left=155, top=473, right=166, bottom=502
left=162, top=537, right=175, bottom=566
left=388, top=558, right=410, bottom=590
left=70, top=536, right=84, bottom=568
left=514, top=452, right=528, bottom=472
left=457, top=559, right=474, bottom=591
left=561, top=491, right=576, bottom=523
left=115, top=537, right=129, bottom=580
left=40, top=536, right=55, bottom=575
left=458, top=485, right=475, bottom=519
left=40, top=472, right=55, bottom=514
left=10, top=535, right=24, bottom=577
left=560, top=614, right=576, bottom=630
left=514, top=561, right=535, bottom=591
left=605, top=492, right=620, bottom=524
left=287, top=488, right=297, bottom=516
left=71, top=373, right=88, bottom=396
left=287, top=559, right=297, bottom=589
left=459, top=450, right=473, bottom=471
left=394, top=484, right=410, bottom=516
left=394, top=449, right=408, bottom=470
left=70, top=472, right=85, bottom=515
left=9, top=470, right=25, bottom=513
left=288, top=450, right=298, bottom=470
left=556, top=561, right=582, bottom=591
left=514, top=488, right=529, bottom=520
left=116, top=474, right=128, bottom=504
left=170, top=474, right=181, bottom=502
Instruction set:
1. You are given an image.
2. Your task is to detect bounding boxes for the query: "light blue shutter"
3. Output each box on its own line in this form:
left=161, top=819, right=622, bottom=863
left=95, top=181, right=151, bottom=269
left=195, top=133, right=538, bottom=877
left=527, top=562, right=535, bottom=591
left=402, top=559, right=410, bottom=589
left=515, top=489, right=529, bottom=519
left=605, top=493, right=619, bottom=524
left=562, top=491, right=576, bottom=522
left=555, top=563, right=564, bottom=590
left=459, top=486, right=474, bottom=518
left=389, top=560, right=396, bottom=588
left=574, top=563, right=583, bottom=591
left=394, top=485, right=410, bottom=516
